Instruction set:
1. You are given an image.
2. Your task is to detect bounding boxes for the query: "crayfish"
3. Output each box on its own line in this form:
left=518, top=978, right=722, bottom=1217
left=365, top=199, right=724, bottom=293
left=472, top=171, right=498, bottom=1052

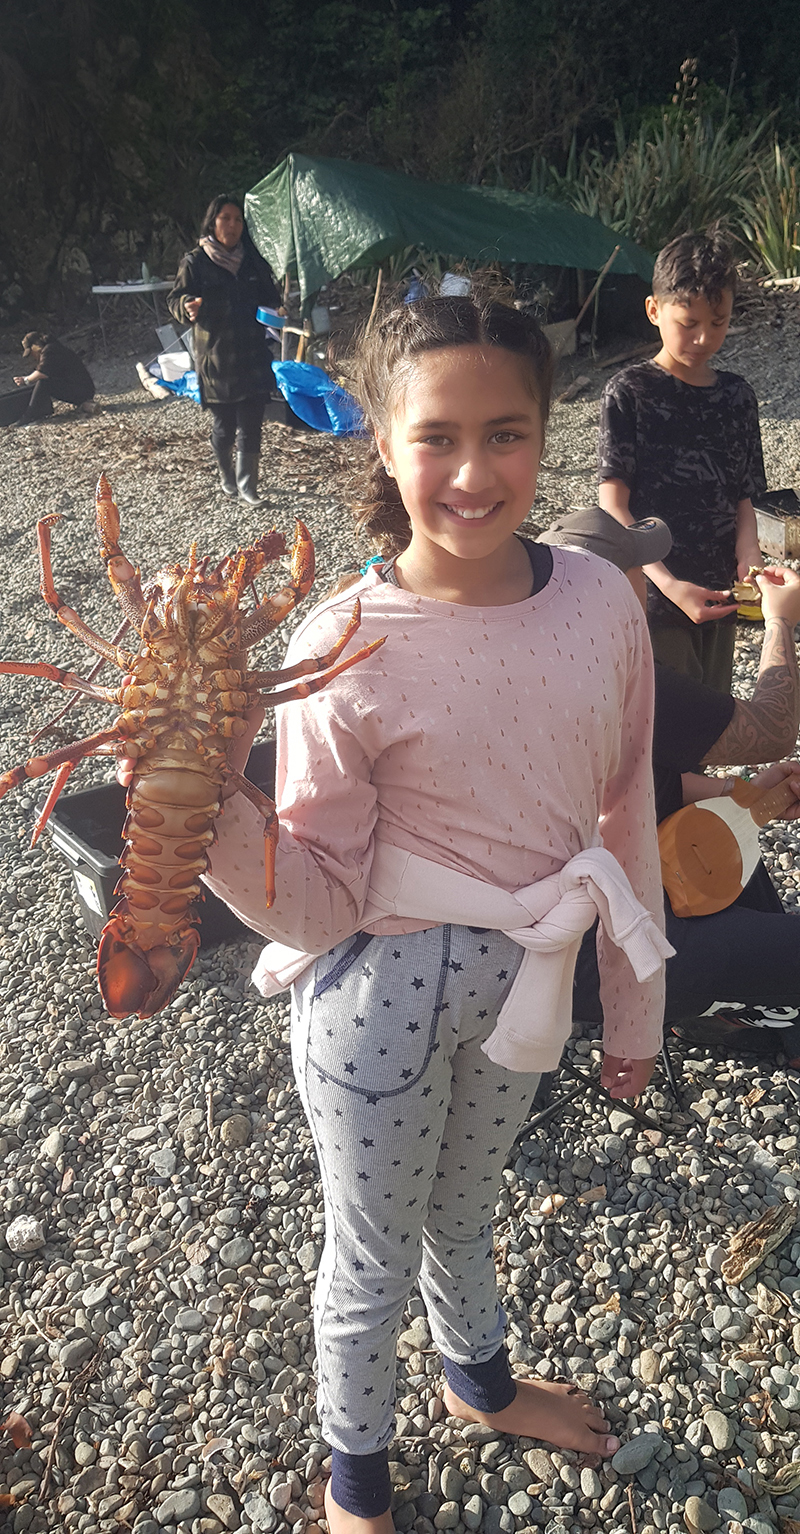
left=0, top=476, right=383, bottom=1019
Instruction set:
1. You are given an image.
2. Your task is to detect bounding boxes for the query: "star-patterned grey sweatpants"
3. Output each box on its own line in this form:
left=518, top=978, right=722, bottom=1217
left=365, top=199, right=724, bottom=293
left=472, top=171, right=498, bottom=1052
left=291, top=923, right=541, bottom=1458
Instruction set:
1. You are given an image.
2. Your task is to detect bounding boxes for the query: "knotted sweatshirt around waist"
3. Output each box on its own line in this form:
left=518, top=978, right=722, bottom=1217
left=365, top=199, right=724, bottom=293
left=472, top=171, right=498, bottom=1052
left=252, top=840, right=673, bottom=1072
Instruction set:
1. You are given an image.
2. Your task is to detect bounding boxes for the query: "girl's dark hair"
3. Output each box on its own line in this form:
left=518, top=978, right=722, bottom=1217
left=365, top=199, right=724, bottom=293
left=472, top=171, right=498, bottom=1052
left=347, top=296, right=553, bottom=564
left=199, top=194, right=246, bottom=240
left=652, top=228, right=736, bottom=305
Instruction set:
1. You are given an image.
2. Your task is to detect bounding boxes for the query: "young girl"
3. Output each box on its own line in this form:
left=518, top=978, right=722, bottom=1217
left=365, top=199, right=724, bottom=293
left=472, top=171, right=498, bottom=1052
left=205, top=299, right=668, bottom=1534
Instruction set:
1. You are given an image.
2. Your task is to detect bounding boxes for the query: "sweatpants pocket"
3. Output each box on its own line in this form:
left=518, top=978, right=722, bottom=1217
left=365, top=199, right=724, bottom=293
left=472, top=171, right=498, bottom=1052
left=305, top=927, right=452, bottom=1099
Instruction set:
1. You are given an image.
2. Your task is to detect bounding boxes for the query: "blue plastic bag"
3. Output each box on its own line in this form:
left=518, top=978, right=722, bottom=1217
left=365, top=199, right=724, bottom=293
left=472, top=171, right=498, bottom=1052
left=271, top=360, right=365, bottom=436
left=157, top=369, right=202, bottom=405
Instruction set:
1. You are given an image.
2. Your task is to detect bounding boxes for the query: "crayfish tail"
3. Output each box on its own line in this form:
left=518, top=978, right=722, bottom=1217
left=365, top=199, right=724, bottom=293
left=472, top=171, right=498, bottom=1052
left=98, top=920, right=199, bottom=1019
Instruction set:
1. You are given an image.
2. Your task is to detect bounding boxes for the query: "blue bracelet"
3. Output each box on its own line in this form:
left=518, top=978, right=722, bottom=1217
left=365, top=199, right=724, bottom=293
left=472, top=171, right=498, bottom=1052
left=360, top=554, right=383, bottom=574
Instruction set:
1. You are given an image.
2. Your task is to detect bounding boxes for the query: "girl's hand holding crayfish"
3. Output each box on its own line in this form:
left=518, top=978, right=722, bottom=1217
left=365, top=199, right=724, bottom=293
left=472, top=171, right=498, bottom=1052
left=115, top=704, right=265, bottom=793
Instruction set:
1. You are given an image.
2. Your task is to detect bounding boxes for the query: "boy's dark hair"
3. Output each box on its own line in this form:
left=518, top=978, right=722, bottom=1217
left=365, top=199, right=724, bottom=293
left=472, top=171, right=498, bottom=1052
left=345, top=296, right=553, bottom=564
left=652, top=230, right=736, bottom=305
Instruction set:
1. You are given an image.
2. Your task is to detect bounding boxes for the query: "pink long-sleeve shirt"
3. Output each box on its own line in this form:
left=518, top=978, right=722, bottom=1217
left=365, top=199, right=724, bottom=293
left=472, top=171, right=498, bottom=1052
left=206, top=547, right=665, bottom=1060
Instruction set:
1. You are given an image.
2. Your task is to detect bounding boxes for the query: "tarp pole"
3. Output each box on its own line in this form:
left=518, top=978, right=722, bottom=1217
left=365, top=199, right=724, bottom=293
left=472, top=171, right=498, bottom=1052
left=364, top=268, right=383, bottom=337
left=573, top=245, right=620, bottom=331
left=281, top=275, right=291, bottom=361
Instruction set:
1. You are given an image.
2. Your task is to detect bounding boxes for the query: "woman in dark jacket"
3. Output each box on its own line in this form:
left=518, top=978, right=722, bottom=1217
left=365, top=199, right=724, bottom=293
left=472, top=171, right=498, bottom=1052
left=169, top=194, right=280, bottom=503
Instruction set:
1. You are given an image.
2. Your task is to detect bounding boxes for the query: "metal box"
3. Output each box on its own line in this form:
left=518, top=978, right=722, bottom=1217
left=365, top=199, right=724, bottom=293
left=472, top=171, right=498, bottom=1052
left=753, top=489, right=800, bottom=561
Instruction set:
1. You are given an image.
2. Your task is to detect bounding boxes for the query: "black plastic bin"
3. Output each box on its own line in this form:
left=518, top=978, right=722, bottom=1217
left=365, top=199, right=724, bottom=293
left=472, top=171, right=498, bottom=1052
left=44, top=739, right=276, bottom=944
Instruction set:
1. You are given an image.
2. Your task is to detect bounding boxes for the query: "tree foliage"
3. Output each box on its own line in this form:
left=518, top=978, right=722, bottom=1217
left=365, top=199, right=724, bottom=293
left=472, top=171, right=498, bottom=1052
left=2, top=0, right=800, bottom=309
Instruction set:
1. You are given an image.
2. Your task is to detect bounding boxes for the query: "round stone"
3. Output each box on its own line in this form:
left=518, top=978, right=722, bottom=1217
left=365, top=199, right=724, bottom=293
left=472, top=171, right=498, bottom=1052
left=5, top=1215, right=45, bottom=1253
left=242, top=1492, right=278, bottom=1531
left=463, top=1495, right=484, bottom=1532
left=174, top=1308, right=205, bottom=1333
left=157, top=1487, right=200, bottom=1523
left=82, top=1276, right=115, bottom=1309
left=220, top=1113, right=251, bottom=1147
left=206, top=1494, right=239, bottom=1529
left=434, top=1503, right=461, bottom=1530
left=219, top=1235, right=254, bottom=1268
left=508, top=1491, right=533, bottom=1516
left=60, top=1337, right=95, bottom=1371
left=581, top=1468, right=602, bottom=1499
left=639, top=1348, right=661, bottom=1384
left=612, top=1435, right=661, bottom=1474
left=297, top=1241, right=320, bottom=1273
left=703, top=1410, right=735, bottom=1452
left=717, top=1489, right=748, bottom=1522
left=684, top=1496, right=721, bottom=1532
left=40, top=1128, right=63, bottom=1161
left=440, top=1465, right=464, bottom=1501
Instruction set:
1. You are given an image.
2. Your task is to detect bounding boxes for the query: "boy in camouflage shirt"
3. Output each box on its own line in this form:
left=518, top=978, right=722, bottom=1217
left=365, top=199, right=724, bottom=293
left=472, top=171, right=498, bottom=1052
left=598, top=230, right=765, bottom=692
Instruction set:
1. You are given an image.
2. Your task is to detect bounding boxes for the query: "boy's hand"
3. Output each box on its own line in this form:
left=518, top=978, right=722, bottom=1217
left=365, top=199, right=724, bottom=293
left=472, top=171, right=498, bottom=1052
left=737, top=550, right=763, bottom=582
left=601, top=1054, right=657, bottom=1098
left=662, top=577, right=739, bottom=624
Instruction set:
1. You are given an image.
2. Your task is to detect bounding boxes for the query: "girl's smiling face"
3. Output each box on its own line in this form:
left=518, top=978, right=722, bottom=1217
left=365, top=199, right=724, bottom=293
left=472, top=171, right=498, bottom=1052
left=377, top=345, right=544, bottom=573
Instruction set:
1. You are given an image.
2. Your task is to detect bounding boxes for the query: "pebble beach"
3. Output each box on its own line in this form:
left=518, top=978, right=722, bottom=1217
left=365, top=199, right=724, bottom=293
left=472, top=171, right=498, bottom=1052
left=0, top=292, right=800, bottom=1534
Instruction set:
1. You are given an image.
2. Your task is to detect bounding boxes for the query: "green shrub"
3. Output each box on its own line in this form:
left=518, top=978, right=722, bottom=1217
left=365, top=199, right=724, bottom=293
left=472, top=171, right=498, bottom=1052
left=737, top=143, right=800, bottom=278
left=533, top=114, right=768, bottom=254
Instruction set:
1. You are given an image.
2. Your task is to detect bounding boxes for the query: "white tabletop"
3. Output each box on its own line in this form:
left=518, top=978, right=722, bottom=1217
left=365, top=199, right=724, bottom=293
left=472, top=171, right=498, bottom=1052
left=92, top=281, right=173, bottom=295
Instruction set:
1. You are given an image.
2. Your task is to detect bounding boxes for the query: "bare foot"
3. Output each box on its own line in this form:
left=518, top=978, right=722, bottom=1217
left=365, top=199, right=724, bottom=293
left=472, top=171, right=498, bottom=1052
left=442, top=1378, right=620, bottom=1457
left=324, top=1479, right=396, bottom=1534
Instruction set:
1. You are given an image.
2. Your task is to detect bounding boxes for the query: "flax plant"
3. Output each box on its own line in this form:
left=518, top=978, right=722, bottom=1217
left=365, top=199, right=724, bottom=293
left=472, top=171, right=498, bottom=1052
left=737, top=144, right=800, bottom=279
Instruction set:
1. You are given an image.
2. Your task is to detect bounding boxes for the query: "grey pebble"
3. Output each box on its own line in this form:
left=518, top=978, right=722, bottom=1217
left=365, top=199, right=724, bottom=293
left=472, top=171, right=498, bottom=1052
left=219, top=1235, right=254, bottom=1267
left=684, top=1495, right=721, bottom=1530
left=59, top=1336, right=95, bottom=1370
left=462, top=1495, right=484, bottom=1532
left=243, top=1492, right=279, bottom=1531
left=718, top=1489, right=749, bottom=1521
left=157, top=1487, right=201, bottom=1523
left=612, top=1435, right=662, bottom=1473
left=704, top=1409, right=735, bottom=1452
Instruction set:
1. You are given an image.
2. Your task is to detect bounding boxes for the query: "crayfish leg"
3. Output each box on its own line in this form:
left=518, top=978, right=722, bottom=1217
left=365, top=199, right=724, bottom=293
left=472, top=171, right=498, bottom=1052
left=223, top=771, right=279, bottom=906
left=30, top=762, right=75, bottom=846
left=0, top=727, right=123, bottom=802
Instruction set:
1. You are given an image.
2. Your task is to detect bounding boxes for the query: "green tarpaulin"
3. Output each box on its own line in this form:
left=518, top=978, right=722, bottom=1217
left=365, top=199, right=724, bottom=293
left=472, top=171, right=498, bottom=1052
left=245, top=154, right=654, bottom=307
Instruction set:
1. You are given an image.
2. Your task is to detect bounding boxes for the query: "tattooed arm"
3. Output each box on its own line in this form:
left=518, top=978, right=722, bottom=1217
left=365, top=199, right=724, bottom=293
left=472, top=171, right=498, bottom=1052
left=702, top=568, right=800, bottom=768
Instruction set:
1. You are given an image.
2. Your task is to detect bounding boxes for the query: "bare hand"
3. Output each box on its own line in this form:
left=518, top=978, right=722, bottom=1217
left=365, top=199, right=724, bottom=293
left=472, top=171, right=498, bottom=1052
left=115, top=707, right=266, bottom=796
left=601, top=1054, right=657, bottom=1099
left=757, top=566, right=800, bottom=626
left=751, top=759, right=800, bottom=819
left=666, top=579, right=739, bottom=624
left=116, top=755, right=135, bottom=789
left=184, top=297, right=202, bottom=321
left=13, top=376, right=27, bottom=387
left=737, top=552, right=763, bottom=581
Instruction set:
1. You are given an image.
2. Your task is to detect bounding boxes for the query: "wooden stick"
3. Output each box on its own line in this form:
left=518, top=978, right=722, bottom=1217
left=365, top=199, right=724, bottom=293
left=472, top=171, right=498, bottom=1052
left=281, top=273, right=291, bottom=361
left=627, top=1481, right=637, bottom=1534
left=365, top=268, right=383, bottom=337
left=574, top=245, right=621, bottom=332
